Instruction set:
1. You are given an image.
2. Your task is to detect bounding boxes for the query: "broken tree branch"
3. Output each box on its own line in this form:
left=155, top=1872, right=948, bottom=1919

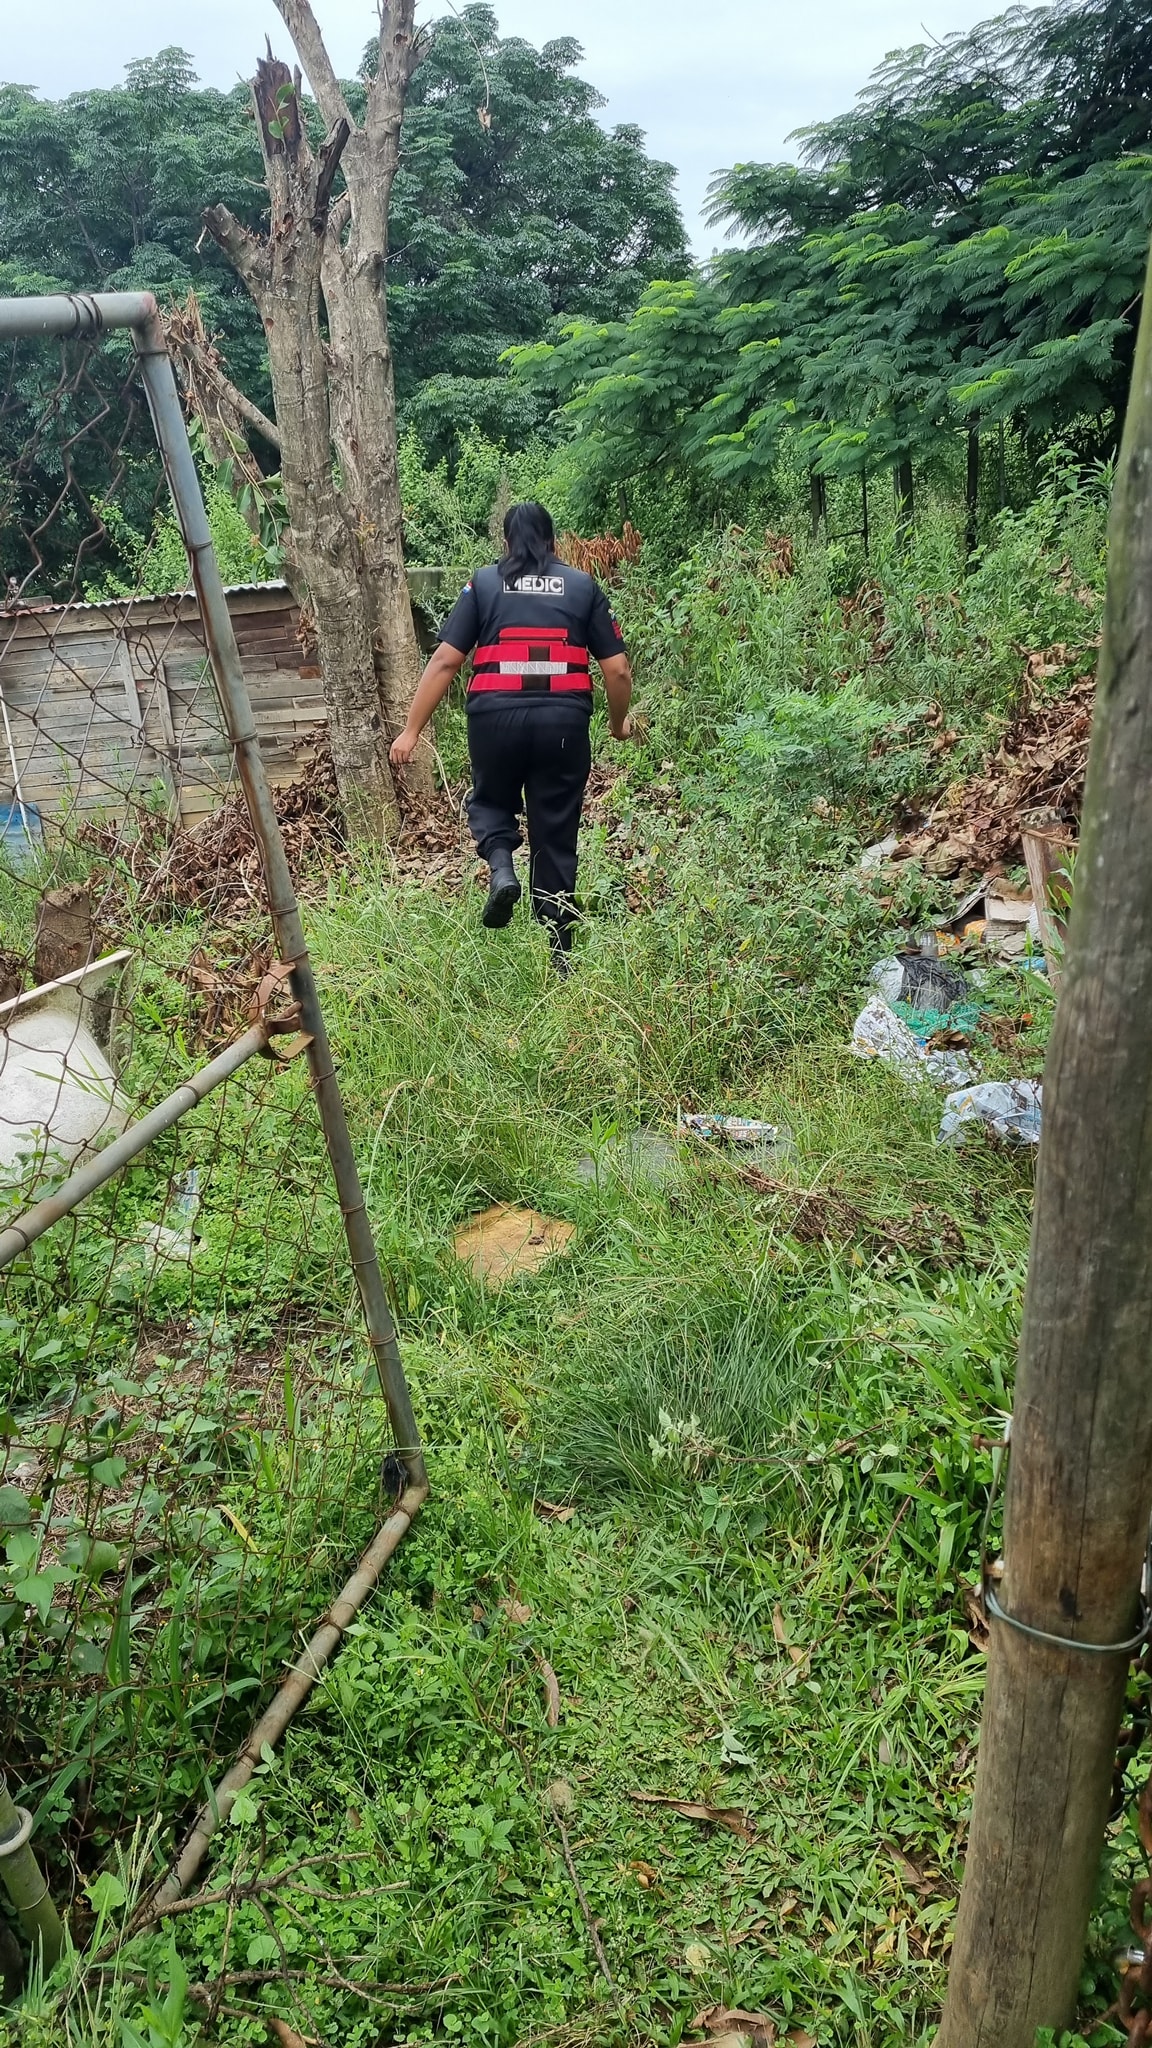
left=274, top=0, right=353, bottom=133
left=201, top=205, right=269, bottom=290
left=313, top=118, right=351, bottom=234
left=165, top=296, right=280, bottom=451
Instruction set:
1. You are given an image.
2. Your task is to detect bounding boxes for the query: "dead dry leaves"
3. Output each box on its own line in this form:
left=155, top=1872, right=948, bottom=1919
left=558, top=523, right=643, bottom=582
left=736, top=1173, right=966, bottom=1267
left=961, top=1583, right=990, bottom=1653
left=84, top=737, right=345, bottom=927
left=895, top=667, right=1094, bottom=877
left=692, top=2007, right=817, bottom=2048
left=771, top=1606, right=807, bottom=1667
left=539, top=1658, right=561, bottom=1727
left=627, top=1790, right=756, bottom=1843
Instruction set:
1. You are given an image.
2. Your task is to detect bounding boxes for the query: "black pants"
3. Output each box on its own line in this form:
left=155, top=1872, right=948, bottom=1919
left=466, top=695, right=592, bottom=947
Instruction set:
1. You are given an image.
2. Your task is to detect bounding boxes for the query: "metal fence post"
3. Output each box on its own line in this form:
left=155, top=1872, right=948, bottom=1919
left=127, top=301, right=425, bottom=1487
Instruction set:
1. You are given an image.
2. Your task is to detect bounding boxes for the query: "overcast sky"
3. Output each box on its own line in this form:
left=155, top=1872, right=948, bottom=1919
left=6, top=0, right=1034, bottom=251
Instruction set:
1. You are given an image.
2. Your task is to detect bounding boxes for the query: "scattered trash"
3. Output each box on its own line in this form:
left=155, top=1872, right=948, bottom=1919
left=453, top=1204, right=575, bottom=1286
left=870, top=952, right=970, bottom=1013
left=678, top=1113, right=782, bottom=1149
left=980, top=881, right=1042, bottom=962
left=859, top=834, right=900, bottom=872
left=984, top=882, right=1033, bottom=927
left=0, top=951, right=132, bottom=1181
left=113, top=1169, right=203, bottom=1293
left=851, top=996, right=975, bottom=1087
left=938, top=1080, right=1043, bottom=1146
left=893, top=1000, right=980, bottom=1041
left=869, top=957, right=906, bottom=1006
left=899, top=952, right=970, bottom=1011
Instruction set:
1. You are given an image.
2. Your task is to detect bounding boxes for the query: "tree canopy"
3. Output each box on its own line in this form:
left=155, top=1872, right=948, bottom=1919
left=0, top=50, right=269, bottom=399
left=0, top=12, right=687, bottom=460
left=382, top=5, right=687, bottom=452
left=512, top=0, right=1152, bottom=503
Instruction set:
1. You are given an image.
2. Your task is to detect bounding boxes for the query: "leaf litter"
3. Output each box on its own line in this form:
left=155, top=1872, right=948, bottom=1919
left=627, top=1790, right=756, bottom=1843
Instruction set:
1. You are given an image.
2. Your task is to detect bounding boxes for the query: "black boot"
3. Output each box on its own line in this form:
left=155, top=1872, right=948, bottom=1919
left=548, top=923, right=574, bottom=977
left=482, top=847, right=521, bottom=928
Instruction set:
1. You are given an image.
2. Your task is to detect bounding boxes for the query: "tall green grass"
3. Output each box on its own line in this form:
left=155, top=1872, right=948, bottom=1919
left=0, top=464, right=1120, bottom=2047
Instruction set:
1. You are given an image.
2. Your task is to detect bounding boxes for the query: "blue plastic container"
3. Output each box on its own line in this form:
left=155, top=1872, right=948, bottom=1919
left=0, top=799, right=42, bottom=866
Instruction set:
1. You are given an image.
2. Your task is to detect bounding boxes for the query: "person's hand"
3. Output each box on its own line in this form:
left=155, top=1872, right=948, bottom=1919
left=389, top=727, right=421, bottom=768
left=610, top=714, right=634, bottom=742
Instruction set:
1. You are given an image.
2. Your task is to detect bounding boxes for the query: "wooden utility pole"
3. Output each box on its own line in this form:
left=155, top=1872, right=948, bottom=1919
left=937, top=243, right=1152, bottom=2048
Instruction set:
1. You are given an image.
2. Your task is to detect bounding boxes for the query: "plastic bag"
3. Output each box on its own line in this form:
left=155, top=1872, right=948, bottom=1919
left=938, top=1079, right=1042, bottom=1146
left=851, top=995, right=975, bottom=1087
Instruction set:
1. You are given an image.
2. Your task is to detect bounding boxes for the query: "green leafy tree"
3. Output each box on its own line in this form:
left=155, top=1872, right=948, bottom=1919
left=515, top=0, right=1152, bottom=518
left=0, top=50, right=268, bottom=401
left=380, top=3, right=688, bottom=455
left=0, top=19, right=685, bottom=474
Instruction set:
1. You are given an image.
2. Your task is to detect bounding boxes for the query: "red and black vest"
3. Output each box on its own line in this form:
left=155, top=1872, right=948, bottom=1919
left=438, top=558, right=626, bottom=699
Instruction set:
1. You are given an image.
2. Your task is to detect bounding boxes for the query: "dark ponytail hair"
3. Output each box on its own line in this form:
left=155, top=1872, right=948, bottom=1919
left=500, top=501, right=556, bottom=582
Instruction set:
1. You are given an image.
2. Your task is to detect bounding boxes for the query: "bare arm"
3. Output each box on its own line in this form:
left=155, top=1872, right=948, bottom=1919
left=390, top=644, right=467, bottom=766
left=599, top=652, right=634, bottom=740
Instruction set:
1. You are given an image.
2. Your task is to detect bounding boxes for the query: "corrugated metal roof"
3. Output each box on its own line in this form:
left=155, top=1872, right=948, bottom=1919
left=1, top=580, right=291, bottom=620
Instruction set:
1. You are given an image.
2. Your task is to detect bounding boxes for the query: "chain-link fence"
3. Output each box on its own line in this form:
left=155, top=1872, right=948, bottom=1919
left=0, top=293, right=424, bottom=1929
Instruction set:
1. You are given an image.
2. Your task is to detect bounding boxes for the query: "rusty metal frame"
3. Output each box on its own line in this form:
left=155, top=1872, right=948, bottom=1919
left=0, top=290, right=423, bottom=1485
left=0, top=290, right=429, bottom=1906
left=0, top=1020, right=282, bottom=1269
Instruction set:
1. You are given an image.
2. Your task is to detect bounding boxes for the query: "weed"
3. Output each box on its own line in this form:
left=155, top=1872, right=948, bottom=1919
left=0, top=478, right=1133, bottom=2048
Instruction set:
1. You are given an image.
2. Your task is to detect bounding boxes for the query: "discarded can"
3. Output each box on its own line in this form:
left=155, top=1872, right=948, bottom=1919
left=678, top=1113, right=781, bottom=1147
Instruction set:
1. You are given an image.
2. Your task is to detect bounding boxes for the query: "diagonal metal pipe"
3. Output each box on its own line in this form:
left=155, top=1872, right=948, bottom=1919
left=141, top=1480, right=428, bottom=1918
left=129, top=298, right=426, bottom=1488
left=0, top=1772, right=63, bottom=1976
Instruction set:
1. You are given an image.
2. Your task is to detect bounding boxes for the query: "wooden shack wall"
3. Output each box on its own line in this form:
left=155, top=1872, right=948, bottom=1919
left=0, top=589, right=327, bottom=834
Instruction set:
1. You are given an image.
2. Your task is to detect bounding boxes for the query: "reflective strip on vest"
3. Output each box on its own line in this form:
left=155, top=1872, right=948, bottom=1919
left=469, top=630, right=592, bottom=694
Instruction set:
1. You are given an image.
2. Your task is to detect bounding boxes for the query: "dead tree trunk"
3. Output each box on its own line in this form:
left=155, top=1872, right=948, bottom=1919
left=936, top=242, right=1152, bottom=2048
left=203, top=0, right=434, bottom=838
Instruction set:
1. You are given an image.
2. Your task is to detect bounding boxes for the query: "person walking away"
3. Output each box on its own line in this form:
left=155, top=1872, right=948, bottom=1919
left=390, top=502, right=633, bottom=969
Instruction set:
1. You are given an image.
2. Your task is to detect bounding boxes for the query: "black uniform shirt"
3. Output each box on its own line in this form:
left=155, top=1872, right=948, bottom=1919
left=439, top=556, right=626, bottom=699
